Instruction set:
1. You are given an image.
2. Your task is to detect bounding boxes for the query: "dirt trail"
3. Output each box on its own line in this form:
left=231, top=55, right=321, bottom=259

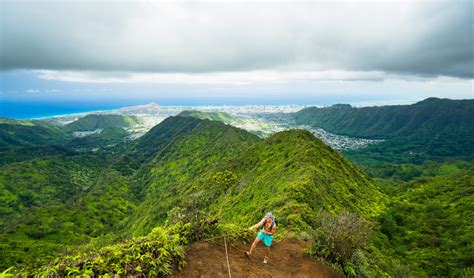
left=173, top=237, right=339, bottom=278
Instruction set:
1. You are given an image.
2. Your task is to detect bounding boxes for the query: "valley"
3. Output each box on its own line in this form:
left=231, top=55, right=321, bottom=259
left=2, top=1, right=472, bottom=276
left=0, top=98, right=472, bottom=277
left=44, top=103, right=384, bottom=151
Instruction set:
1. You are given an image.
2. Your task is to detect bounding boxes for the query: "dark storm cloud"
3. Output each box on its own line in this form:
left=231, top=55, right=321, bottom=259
left=0, top=1, right=472, bottom=79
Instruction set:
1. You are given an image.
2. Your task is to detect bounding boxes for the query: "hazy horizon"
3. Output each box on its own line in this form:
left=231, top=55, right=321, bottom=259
left=3, top=96, right=470, bottom=120
left=1, top=1, right=472, bottom=118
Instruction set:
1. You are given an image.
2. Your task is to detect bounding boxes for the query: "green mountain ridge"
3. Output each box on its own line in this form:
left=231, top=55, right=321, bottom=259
left=0, top=122, right=67, bottom=150
left=0, top=114, right=141, bottom=165
left=294, top=98, right=473, bottom=139
left=178, top=110, right=236, bottom=124
left=126, top=121, right=383, bottom=237
left=65, top=114, right=141, bottom=132
left=125, top=117, right=260, bottom=235
left=294, top=98, right=474, bottom=162
left=218, top=129, right=384, bottom=225
left=0, top=115, right=383, bottom=274
left=0, top=104, right=472, bottom=276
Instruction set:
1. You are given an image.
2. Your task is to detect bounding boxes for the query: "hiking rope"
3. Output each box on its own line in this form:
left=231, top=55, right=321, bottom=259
left=224, top=237, right=232, bottom=278
left=229, top=243, right=248, bottom=254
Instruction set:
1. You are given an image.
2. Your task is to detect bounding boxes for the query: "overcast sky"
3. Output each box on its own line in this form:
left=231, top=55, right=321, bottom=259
left=0, top=0, right=473, bottom=106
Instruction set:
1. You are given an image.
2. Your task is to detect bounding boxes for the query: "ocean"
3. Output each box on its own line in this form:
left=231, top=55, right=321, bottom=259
left=0, top=101, right=146, bottom=119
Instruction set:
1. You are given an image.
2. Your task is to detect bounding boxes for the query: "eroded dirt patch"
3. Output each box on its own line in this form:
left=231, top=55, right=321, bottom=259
left=173, top=237, right=339, bottom=278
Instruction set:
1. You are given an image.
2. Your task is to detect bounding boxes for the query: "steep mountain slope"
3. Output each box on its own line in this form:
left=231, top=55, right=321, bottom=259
left=294, top=98, right=473, bottom=139
left=0, top=115, right=151, bottom=268
left=0, top=153, right=148, bottom=269
left=4, top=112, right=470, bottom=276
left=0, top=155, right=107, bottom=267
left=377, top=169, right=474, bottom=277
left=217, top=130, right=384, bottom=228
left=0, top=120, right=71, bottom=166
left=2, top=115, right=384, bottom=276
left=0, top=116, right=260, bottom=269
left=0, top=115, right=139, bottom=164
left=294, top=98, right=474, bottom=161
left=126, top=121, right=383, bottom=236
left=132, top=116, right=207, bottom=161
left=126, top=117, right=260, bottom=235
left=0, top=122, right=67, bottom=149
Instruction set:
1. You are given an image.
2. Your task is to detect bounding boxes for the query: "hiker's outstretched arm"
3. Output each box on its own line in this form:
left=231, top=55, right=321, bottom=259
left=249, top=218, right=265, bottom=230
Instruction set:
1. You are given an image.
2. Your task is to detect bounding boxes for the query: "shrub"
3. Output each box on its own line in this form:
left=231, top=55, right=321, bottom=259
left=14, top=224, right=190, bottom=277
left=308, top=212, right=372, bottom=277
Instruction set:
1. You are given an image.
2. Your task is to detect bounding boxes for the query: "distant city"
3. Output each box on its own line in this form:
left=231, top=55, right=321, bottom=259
left=45, top=103, right=383, bottom=151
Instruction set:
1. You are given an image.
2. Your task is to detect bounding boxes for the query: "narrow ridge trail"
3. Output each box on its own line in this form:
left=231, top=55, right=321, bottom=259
left=173, top=238, right=340, bottom=277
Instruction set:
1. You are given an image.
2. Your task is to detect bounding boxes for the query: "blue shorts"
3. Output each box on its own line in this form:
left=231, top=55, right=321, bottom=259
left=256, top=231, right=273, bottom=247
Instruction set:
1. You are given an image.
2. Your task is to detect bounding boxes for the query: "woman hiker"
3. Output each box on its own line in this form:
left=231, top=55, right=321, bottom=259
left=245, top=212, right=277, bottom=264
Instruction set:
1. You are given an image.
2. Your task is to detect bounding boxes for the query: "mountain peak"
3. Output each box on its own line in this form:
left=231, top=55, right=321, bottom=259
left=331, top=103, right=352, bottom=109
left=415, top=97, right=442, bottom=104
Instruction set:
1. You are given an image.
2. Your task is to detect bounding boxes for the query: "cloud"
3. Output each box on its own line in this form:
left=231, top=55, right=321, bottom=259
left=36, top=69, right=389, bottom=85
left=25, top=89, right=40, bottom=93
left=1, top=1, right=473, bottom=79
left=24, top=88, right=62, bottom=93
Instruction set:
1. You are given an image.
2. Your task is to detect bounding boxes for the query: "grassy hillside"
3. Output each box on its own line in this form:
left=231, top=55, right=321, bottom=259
left=178, top=110, right=236, bottom=124
left=132, top=116, right=206, bottom=161
left=0, top=118, right=36, bottom=126
left=217, top=129, right=384, bottom=228
left=294, top=98, right=474, bottom=162
left=125, top=117, right=260, bottom=235
left=0, top=116, right=259, bottom=269
left=0, top=155, right=107, bottom=267
left=0, top=115, right=136, bottom=165
left=0, top=155, right=145, bottom=269
left=0, top=122, right=67, bottom=149
left=376, top=169, right=473, bottom=277
left=294, top=98, right=473, bottom=139
left=1, top=116, right=386, bottom=276
left=65, top=114, right=141, bottom=132
left=0, top=119, right=74, bottom=166
left=125, top=117, right=383, bottom=234
left=0, top=114, right=471, bottom=277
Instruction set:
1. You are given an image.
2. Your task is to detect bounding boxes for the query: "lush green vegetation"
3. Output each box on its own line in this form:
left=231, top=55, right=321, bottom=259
left=0, top=114, right=141, bottom=165
left=125, top=127, right=383, bottom=239
left=125, top=118, right=260, bottom=236
left=0, top=155, right=109, bottom=267
left=376, top=168, right=473, bottom=277
left=0, top=114, right=150, bottom=269
left=178, top=110, right=236, bottom=124
left=65, top=114, right=141, bottom=132
left=0, top=122, right=68, bottom=149
left=294, top=98, right=474, bottom=162
left=0, top=105, right=472, bottom=277
left=307, top=212, right=373, bottom=277
left=292, top=98, right=474, bottom=276
left=67, top=126, right=130, bottom=152
left=14, top=224, right=189, bottom=277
